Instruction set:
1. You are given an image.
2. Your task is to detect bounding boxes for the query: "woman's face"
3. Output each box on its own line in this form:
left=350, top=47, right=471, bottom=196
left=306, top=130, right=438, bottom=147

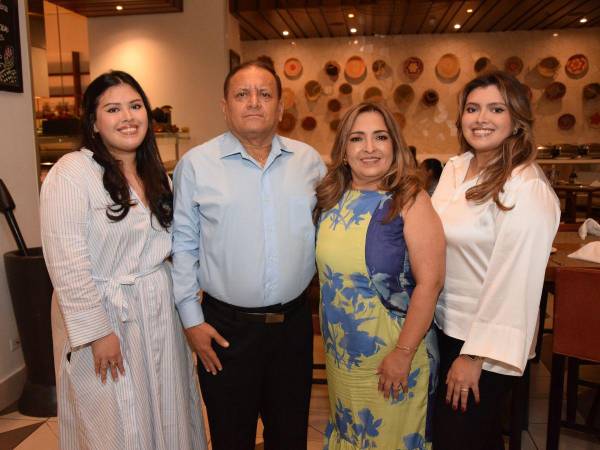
left=93, top=83, right=148, bottom=158
left=345, top=111, right=394, bottom=191
left=461, top=85, right=513, bottom=156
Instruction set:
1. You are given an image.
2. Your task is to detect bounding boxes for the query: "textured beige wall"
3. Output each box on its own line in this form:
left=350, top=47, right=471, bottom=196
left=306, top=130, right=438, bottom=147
left=242, top=28, right=600, bottom=162
left=88, top=1, right=231, bottom=150
left=0, top=1, right=39, bottom=407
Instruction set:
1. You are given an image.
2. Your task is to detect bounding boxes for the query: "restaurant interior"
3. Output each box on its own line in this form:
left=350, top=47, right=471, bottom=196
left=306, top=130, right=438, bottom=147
left=0, top=0, right=599, bottom=449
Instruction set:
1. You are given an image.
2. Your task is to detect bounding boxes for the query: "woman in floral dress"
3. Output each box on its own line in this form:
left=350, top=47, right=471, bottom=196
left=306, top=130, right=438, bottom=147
left=314, top=102, right=445, bottom=449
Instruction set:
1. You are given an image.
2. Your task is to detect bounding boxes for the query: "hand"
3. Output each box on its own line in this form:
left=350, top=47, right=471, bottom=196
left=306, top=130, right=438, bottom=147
left=445, top=355, right=483, bottom=412
left=376, top=348, right=414, bottom=400
left=184, top=322, right=229, bottom=375
left=91, top=333, right=125, bottom=384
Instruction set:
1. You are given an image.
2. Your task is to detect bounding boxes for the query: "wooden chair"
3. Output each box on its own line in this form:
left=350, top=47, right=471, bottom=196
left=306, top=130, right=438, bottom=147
left=533, top=221, right=583, bottom=363
left=547, top=267, right=600, bottom=449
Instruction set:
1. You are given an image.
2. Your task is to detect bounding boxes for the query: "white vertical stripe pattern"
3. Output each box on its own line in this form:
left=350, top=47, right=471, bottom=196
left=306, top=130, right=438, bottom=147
left=41, top=149, right=207, bottom=450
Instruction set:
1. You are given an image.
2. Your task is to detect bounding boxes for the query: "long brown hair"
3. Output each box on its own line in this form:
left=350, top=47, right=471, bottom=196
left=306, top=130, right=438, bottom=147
left=81, top=71, right=173, bottom=228
left=457, top=71, right=537, bottom=211
left=314, top=102, right=421, bottom=223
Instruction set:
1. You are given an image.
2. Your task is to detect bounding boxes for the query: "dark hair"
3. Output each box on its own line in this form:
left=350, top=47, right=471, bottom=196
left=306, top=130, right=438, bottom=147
left=223, top=60, right=282, bottom=99
left=422, top=158, right=443, bottom=181
left=456, top=70, right=536, bottom=210
left=81, top=70, right=173, bottom=228
left=315, top=102, right=421, bottom=223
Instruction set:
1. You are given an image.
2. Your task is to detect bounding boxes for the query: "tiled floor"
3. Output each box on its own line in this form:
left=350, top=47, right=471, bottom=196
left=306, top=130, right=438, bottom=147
left=1, top=335, right=599, bottom=450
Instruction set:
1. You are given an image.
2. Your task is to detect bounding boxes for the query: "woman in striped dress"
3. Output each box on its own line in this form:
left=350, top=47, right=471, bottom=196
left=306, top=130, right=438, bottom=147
left=314, top=102, right=446, bottom=449
left=40, top=71, right=206, bottom=450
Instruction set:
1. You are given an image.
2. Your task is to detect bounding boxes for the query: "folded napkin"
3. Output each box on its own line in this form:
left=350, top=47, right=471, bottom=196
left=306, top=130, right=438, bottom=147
left=568, top=242, right=600, bottom=264
left=578, top=218, right=600, bottom=239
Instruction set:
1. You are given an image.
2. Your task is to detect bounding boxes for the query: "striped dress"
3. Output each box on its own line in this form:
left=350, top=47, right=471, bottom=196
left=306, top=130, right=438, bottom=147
left=40, top=149, right=207, bottom=450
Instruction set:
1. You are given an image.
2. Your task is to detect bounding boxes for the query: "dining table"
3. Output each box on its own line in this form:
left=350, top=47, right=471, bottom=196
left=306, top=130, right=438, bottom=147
left=546, top=230, right=600, bottom=280
left=552, top=184, right=600, bottom=223
left=535, top=230, right=600, bottom=361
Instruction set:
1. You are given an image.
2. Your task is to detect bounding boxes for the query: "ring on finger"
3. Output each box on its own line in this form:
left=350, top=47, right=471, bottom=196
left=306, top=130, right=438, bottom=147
left=460, top=387, right=469, bottom=392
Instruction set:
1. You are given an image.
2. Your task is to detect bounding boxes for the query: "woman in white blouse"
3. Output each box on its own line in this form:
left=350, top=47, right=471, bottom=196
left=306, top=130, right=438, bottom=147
left=40, top=71, right=206, bottom=450
left=431, top=71, right=560, bottom=449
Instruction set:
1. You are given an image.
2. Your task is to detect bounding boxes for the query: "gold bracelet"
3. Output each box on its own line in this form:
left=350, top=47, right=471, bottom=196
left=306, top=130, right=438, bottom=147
left=395, top=344, right=417, bottom=353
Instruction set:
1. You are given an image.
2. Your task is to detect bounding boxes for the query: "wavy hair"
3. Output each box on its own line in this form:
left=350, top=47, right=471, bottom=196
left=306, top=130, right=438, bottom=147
left=457, top=71, right=537, bottom=210
left=80, top=70, right=173, bottom=228
left=314, top=102, right=421, bottom=223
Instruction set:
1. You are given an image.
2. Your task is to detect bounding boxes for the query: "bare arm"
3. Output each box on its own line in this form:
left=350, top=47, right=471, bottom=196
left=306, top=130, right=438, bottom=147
left=377, top=190, right=445, bottom=398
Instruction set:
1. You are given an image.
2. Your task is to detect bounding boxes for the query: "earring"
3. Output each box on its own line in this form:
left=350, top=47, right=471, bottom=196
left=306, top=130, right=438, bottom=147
left=513, top=127, right=519, bottom=135
left=342, top=157, right=348, bottom=165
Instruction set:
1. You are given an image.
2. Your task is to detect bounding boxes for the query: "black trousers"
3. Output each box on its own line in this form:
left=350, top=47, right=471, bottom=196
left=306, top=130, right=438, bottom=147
left=198, top=292, right=313, bottom=450
left=433, top=329, right=515, bottom=450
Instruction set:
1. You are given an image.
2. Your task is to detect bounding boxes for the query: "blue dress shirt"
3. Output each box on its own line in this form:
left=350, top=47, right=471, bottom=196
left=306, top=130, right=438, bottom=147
left=172, top=132, right=326, bottom=328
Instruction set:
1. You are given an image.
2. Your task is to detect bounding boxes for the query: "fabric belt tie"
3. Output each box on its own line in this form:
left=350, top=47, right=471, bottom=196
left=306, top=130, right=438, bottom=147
left=93, top=265, right=162, bottom=322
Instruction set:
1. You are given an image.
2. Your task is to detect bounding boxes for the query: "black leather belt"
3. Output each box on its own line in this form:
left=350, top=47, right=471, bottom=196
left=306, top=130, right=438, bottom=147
left=202, top=292, right=306, bottom=324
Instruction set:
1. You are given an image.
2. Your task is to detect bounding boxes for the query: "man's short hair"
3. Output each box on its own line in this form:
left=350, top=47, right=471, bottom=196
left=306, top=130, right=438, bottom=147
left=422, top=158, right=443, bottom=180
left=223, top=60, right=282, bottom=100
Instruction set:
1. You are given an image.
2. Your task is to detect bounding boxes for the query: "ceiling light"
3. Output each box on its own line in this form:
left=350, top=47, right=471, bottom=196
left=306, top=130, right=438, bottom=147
left=115, top=5, right=123, bottom=11
left=466, top=9, right=473, bottom=13
left=579, top=17, right=588, bottom=23
left=553, top=32, right=559, bottom=37
left=350, top=27, right=358, bottom=33
left=282, top=30, right=289, bottom=36
left=454, top=23, right=461, bottom=29
left=348, top=13, right=355, bottom=19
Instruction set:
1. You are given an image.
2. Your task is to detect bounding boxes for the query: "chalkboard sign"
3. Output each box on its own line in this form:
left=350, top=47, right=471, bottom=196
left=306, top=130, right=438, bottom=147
left=0, top=0, right=23, bottom=93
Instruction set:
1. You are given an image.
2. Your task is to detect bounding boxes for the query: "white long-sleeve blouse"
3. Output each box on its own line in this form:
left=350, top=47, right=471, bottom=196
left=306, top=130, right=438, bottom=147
left=432, top=152, right=560, bottom=376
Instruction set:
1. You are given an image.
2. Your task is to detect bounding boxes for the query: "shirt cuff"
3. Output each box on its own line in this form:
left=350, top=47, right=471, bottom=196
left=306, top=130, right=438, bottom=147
left=64, top=306, right=113, bottom=348
left=461, top=321, right=526, bottom=375
left=177, top=297, right=205, bottom=329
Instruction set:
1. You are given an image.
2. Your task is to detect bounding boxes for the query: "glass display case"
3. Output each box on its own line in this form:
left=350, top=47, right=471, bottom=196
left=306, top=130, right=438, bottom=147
left=37, top=132, right=189, bottom=182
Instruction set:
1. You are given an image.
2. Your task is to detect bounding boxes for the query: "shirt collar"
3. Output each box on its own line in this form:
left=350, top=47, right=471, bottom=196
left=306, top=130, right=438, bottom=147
left=219, top=132, right=294, bottom=160
left=450, top=151, right=474, bottom=186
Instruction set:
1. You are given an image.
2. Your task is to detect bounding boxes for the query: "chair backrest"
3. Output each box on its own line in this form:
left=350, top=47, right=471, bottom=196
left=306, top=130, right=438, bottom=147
left=553, top=267, right=600, bottom=362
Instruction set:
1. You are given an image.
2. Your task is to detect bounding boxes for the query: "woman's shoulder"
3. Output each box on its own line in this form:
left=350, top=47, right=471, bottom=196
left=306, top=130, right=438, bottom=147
left=45, top=148, right=100, bottom=186
left=507, top=162, right=551, bottom=191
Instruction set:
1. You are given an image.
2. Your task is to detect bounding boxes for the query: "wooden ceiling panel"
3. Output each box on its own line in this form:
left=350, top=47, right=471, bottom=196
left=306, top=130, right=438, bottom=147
left=468, top=0, right=521, bottom=32
left=287, top=8, right=322, bottom=38
left=306, top=6, right=332, bottom=37
left=433, top=1, right=468, bottom=33
left=526, top=0, right=587, bottom=29
left=276, top=9, right=307, bottom=38
left=418, top=2, right=452, bottom=34
left=546, top=2, right=600, bottom=28
left=229, top=0, right=600, bottom=39
left=388, top=0, right=409, bottom=35
left=488, top=0, right=543, bottom=31
left=47, top=0, right=182, bottom=17
left=460, top=0, right=500, bottom=33
left=400, top=1, right=433, bottom=34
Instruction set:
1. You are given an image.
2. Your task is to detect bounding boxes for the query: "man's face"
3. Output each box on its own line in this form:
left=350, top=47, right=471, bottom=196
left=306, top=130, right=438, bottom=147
left=222, top=66, right=283, bottom=141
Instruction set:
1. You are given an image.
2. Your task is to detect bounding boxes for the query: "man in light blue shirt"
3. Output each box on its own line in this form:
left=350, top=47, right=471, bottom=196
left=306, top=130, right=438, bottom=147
left=172, top=60, right=325, bottom=450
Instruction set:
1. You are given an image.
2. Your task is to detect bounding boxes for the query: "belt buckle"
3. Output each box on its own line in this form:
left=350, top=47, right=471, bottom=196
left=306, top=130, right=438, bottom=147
left=265, top=312, right=284, bottom=324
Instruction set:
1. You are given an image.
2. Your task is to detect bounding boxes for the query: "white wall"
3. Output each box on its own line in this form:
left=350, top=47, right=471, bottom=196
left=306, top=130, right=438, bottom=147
left=0, top=1, right=40, bottom=410
left=88, top=1, right=232, bottom=151
left=243, top=28, right=600, bottom=162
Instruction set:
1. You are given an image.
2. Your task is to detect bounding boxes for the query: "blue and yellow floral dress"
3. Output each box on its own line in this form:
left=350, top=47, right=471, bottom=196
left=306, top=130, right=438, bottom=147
left=316, top=190, right=438, bottom=450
